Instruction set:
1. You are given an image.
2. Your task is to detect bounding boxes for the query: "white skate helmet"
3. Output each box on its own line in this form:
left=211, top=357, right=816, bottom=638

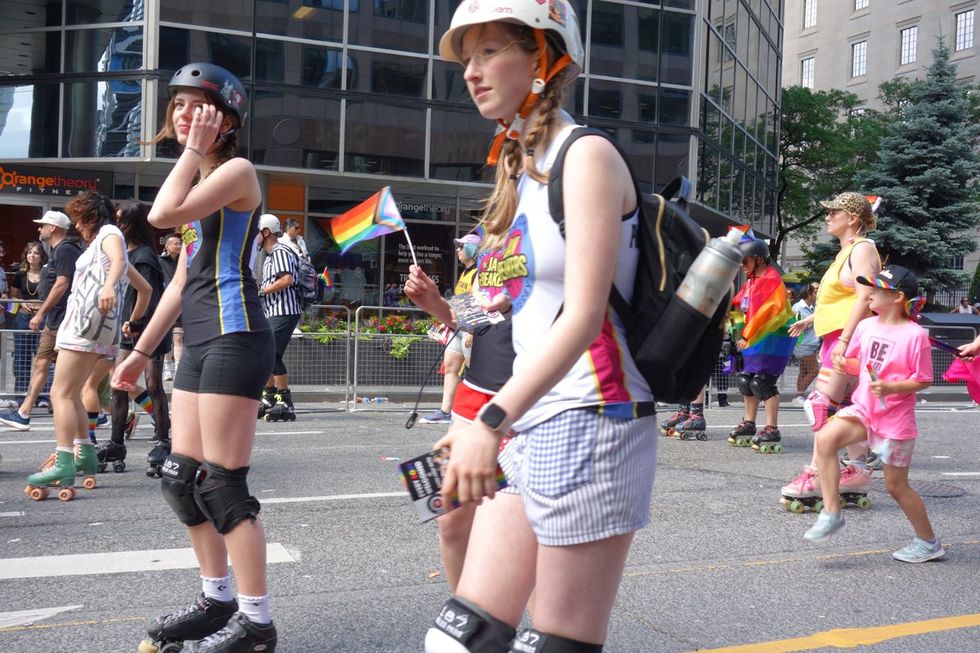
left=439, top=0, right=584, bottom=165
left=258, top=213, right=281, bottom=234
left=439, top=0, right=584, bottom=81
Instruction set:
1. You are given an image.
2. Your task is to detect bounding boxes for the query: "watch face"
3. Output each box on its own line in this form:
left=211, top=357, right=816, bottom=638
left=481, top=403, right=506, bottom=430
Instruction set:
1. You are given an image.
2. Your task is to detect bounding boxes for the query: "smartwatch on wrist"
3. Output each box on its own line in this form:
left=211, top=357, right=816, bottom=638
left=477, top=402, right=508, bottom=433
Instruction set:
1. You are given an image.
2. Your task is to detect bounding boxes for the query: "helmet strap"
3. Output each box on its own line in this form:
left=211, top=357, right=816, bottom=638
left=486, top=30, right=573, bottom=166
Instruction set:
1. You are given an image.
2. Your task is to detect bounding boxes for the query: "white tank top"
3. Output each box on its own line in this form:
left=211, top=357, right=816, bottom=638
left=501, top=124, right=652, bottom=432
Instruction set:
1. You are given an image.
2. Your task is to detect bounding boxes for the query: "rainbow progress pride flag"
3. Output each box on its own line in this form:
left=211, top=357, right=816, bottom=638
left=330, top=186, right=406, bottom=254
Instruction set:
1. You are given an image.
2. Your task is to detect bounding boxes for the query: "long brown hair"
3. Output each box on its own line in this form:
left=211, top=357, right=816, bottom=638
left=478, top=24, right=572, bottom=253
left=147, top=90, right=240, bottom=176
left=20, top=240, right=47, bottom=272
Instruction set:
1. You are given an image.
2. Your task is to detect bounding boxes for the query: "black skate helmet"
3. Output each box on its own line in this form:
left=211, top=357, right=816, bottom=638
left=739, top=238, right=770, bottom=262
left=168, top=63, right=247, bottom=129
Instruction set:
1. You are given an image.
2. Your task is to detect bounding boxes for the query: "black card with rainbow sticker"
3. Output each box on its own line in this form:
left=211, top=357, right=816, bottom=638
left=397, top=448, right=508, bottom=522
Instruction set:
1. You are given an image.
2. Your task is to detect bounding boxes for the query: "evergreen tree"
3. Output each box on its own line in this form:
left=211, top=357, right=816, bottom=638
left=854, top=40, right=980, bottom=293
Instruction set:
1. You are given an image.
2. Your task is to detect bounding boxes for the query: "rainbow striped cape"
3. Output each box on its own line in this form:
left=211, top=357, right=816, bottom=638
left=731, top=266, right=795, bottom=376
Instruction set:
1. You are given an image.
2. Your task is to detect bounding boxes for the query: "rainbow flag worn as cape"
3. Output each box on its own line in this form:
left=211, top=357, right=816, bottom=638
left=330, top=186, right=405, bottom=254
left=731, top=265, right=795, bottom=376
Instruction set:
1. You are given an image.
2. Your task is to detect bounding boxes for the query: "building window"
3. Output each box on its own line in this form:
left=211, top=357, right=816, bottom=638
left=803, top=0, right=817, bottom=29
left=955, top=9, right=974, bottom=51
left=900, top=26, right=917, bottom=65
left=801, top=57, right=815, bottom=88
left=854, top=0, right=868, bottom=10
left=851, top=40, right=867, bottom=77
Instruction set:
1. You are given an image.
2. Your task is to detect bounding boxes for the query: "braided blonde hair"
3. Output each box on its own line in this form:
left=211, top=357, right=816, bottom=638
left=478, top=26, right=572, bottom=253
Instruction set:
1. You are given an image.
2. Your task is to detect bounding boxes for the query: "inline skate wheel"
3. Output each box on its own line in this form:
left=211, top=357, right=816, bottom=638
left=57, top=487, right=76, bottom=502
left=786, top=499, right=805, bottom=514
left=696, top=432, right=708, bottom=441
left=97, top=462, right=108, bottom=473
left=137, top=639, right=159, bottom=653
left=856, top=496, right=872, bottom=510
left=82, top=476, right=97, bottom=490
left=113, top=461, right=126, bottom=473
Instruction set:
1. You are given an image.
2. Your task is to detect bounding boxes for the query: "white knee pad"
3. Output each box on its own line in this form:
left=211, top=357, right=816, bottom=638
left=426, top=627, right=475, bottom=653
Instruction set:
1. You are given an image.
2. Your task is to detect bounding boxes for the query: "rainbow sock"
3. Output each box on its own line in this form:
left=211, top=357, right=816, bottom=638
left=134, top=390, right=154, bottom=417
left=87, top=412, right=99, bottom=444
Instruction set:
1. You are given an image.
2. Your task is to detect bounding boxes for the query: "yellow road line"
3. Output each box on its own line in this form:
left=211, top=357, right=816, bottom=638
left=0, top=615, right=146, bottom=633
left=687, top=613, right=980, bottom=653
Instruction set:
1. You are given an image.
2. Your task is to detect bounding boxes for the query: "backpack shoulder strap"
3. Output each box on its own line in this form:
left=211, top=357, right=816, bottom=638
left=547, top=127, right=642, bottom=238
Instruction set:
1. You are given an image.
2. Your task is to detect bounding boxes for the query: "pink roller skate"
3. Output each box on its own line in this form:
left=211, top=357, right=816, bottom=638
left=780, top=465, right=821, bottom=513
left=838, top=464, right=872, bottom=510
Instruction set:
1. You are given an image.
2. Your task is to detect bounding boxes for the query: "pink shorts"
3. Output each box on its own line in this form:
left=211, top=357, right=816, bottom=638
left=835, top=404, right=917, bottom=467
left=819, top=330, right=843, bottom=370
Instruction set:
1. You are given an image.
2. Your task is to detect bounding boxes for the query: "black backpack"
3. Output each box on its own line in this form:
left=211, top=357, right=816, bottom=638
left=548, top=127, right=728, bottom=404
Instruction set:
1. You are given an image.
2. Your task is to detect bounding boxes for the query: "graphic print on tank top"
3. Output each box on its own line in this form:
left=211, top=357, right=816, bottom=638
left=476, top=213, right=534, bottom=309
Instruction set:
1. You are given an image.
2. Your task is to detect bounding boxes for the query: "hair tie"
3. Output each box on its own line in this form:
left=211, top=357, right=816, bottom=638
left=525, top=148, right=535, bottom=156
left=509, top=174, right=520, bottom=180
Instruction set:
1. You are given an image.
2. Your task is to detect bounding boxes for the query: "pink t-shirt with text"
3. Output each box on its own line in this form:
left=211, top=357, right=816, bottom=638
left=845, top=316, right=933, bottom=439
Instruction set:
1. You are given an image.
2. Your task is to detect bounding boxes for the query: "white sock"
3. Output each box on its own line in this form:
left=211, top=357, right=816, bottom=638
left=56, top=446, right=73, bottom=454
left=201, top=575, right=233, bottom=602
left=238, top=594, right=271, bottom=625
left=18, top=410, right=30, bottom=419
left=73, top=439, right=89, bottom=447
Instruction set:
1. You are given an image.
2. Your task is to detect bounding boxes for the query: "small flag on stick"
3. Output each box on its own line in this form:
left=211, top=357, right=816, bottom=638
left=319, top=266, right=333, bottom=288
left=330, top=186, right=417, bottom=266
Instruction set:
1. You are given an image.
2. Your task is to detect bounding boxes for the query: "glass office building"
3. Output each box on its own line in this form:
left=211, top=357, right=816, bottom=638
left=0, top=0, right=781, bottom=305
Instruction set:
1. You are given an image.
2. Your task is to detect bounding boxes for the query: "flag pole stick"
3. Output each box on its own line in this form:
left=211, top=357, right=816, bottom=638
left=403, top=227, right=420, bottom=269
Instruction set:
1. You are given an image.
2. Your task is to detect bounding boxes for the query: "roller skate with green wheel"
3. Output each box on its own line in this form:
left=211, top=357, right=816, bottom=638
left=659, top=408, right=689, bottom=436
left=837, top=463, right=873, bottom=510
left=24, top=450, right=78, bottom=501
left=670, top=414, right=707, bottom=440
left=780, top=465, right=822, bottom=513
left=97, top=440, right=127, bottom=473
left=727, top=420, right=756, bottom=447
left=751, top=425, right=783, bottom=453
left=138, top=593, right=238, bottom=653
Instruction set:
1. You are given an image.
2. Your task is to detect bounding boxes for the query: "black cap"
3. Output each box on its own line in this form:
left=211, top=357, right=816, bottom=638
left=856, top=264, right=918, bottom=299
left=168, top=63, right=247, bottom=127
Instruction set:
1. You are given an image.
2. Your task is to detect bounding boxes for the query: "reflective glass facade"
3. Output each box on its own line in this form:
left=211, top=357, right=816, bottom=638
left=0, top=0, right=780, bottom=305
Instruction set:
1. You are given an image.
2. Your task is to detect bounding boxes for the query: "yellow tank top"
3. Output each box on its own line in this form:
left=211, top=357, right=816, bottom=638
left=813, top=238, right=879, bottom=337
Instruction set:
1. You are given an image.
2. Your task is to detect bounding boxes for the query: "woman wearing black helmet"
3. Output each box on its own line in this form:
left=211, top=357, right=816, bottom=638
left=112, top=63, right=276, bottom=653
left=727, top=238, right=795, bottom=452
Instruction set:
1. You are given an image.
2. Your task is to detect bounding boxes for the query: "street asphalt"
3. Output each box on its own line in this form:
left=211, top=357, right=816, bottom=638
left=0, top=399, right=978, bottom=652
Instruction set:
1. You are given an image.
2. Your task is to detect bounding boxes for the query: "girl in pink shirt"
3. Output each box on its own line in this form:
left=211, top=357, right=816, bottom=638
left=803, top=265, right=944, bottom=563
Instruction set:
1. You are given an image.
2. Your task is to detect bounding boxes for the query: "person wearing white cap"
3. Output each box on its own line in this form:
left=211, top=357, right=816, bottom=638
left=0, top=211, right=83, bottom=431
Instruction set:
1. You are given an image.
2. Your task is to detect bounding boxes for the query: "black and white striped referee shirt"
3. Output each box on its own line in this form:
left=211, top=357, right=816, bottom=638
left=261, top=243, right=303, bottom=317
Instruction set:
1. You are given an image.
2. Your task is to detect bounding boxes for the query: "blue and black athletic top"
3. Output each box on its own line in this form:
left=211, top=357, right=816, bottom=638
left=180, top=205, right=268, bottom=346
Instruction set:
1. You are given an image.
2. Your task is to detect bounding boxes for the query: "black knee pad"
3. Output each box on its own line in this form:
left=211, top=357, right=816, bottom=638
left=428, top=596, right=516, bottom=653
left=160, top=454, right=208, bottom=527
left=734, top=372, right=754, bottom=397
left=749, top=372, right=779, bottom=400
left=510, top=629, right=603, bottom=653
left=194, top=462, right=261, bottom=535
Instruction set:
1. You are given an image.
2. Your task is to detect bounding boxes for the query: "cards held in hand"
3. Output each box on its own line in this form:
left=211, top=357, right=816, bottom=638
left=447, top=292, right=506, bottom=333
left=397, top=448, right=509, bottom=522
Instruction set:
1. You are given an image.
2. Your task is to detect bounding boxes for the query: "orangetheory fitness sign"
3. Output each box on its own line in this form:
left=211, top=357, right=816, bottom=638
left=0, top=164, right=111, bottom=196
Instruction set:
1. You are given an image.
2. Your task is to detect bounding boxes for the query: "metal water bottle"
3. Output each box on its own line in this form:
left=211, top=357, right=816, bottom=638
left=675, top=228, right=744, bottom=317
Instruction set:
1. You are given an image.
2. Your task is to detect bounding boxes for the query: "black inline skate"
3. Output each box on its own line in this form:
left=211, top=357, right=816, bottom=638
left=257, top=387, right=275, bottom=420
left=264, top=388, right=295, bottom=422
left=96, top=440, right=127, bottom=473
left=146, top=439, right=172, bottom=478
left=138, top=593, right=238, bottom=653
left=751, top=425, right=783, bottom=453
left=727, top=419, right=756, bottom=447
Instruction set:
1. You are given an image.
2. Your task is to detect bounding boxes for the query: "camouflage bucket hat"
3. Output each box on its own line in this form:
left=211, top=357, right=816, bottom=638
left=820, top=192, right=875, bottom=230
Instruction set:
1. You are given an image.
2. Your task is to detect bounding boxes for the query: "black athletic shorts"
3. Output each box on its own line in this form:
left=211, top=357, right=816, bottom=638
left=173, top=330, right=274, bottom=399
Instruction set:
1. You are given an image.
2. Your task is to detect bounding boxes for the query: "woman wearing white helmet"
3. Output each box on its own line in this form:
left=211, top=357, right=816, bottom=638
left=417, top=1, right=656, bottom=651
left=112, top=63, right=277, bottom=653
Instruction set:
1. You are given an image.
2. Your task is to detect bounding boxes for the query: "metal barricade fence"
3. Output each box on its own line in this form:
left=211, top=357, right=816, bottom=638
left=350, top=305, right=444, bottom=412
left=285, top=304, right=353, bottom=409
